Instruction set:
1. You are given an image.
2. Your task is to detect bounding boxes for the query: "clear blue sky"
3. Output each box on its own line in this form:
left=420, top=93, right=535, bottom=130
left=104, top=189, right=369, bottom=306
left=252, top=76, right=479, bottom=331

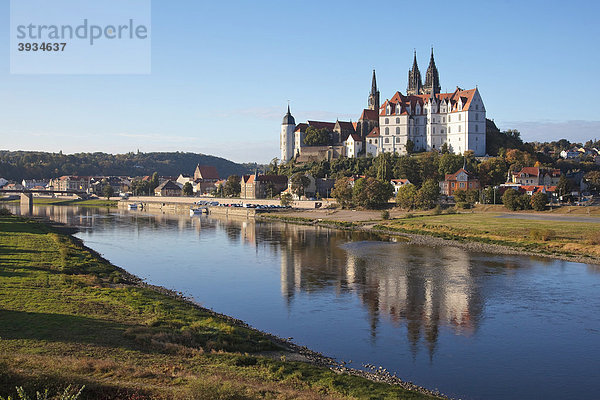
left=1, top=0, right=599, bottom=163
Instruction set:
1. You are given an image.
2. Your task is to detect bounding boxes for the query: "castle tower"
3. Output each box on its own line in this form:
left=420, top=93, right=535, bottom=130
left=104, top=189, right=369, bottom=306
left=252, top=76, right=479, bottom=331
left=368, top=69, right=380, bottom=111
left=423, top=48, right=441, bottom=95
left=280, top=105, right=296, bottom=163
left=407, top=50, right=422, bottom=96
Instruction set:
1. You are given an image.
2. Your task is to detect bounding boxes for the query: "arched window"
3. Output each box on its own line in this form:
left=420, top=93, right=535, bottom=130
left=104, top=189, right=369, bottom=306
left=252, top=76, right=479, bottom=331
left=384, top=138, right=389, bottom=143
left=448, top=115, right=452, bottom=122
left=459, top=114, right=462, bottom=121
left=396, top=117, right=400, bottom=123
left=385, top=118, right=389, bottom=124
left=385, top=127, right=389, bottom=134
left=448, top=127, right=451, bottom=133
left=458, top=125, right=462, bottom=132
left=396, top=127, right=400, bottom=134
left=475, top=125, right=479, bottom=132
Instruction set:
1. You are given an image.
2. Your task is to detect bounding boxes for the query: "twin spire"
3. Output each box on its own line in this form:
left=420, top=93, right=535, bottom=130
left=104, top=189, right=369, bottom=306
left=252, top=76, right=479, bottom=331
left=408, top=48, right=440, bottom=96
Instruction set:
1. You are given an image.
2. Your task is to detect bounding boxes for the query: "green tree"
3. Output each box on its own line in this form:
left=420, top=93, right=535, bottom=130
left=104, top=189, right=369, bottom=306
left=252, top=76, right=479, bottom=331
left=557, top=175, right=576, bottom=196
left=502, top=188, right=521, bottom=211
left=393, top=156, right=422, bottom=186
left=396, top=183, right=418, bottom=210
left=440, top=142, right=450, bottom=154
left=416, top=179, right=440, bottom=210
left=419, top=152, right=440, bottom=182
left=530, top=192, right=548, bottom=211
left=453, top=189, right=467, bottom=203
left=585, top=171, right=600, bottom=193
left=280, top=192, right=293, bottom=207
left=102, top=184, right=114, bottom=200
left=303, top=126, right=330, bottom=146
left=438, top=153, right=464, bottom=177
left=353, top=178, right=393, bottom=209
left=290, top=173, right=310, bottom=198
left=478, top=157, right=509, bottom=187
left=182, top=182, right=194, bottom=196
left=223, top=175, right=241, bottom=197
left=331, top=177, right=353, bottom=208
left=405, top=139, right=415, bottom=155
left=150, top=172, right=160, bottom=191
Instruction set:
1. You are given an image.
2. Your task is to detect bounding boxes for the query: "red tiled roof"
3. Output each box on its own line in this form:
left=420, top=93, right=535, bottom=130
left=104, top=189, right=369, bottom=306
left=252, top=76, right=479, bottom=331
left=307, top=121, right=336, bottom=130
left=444, top=168, right=478, bottom=181
left=195, top=165, right=219, bottom=180
left=381, top=88, right=479, bottom=116
left=294, top=123, right=308, bottom=133
left=366, top=127, right=380, bottom=138
left=359, top=109, right=379, bottom=121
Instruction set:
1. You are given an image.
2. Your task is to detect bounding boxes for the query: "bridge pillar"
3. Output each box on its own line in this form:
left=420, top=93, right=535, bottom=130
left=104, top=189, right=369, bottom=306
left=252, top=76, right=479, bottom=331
left=20, top=192, right=33, bottom=215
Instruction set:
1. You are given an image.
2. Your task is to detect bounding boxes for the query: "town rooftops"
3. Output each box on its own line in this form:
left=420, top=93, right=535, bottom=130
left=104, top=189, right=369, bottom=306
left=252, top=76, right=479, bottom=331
left=366, top=127, right=380, bottom=138
left=242, top=174, right=288, bottom=184
left=513, top=167, right=560, bottom=178
left=155, top=180, right=181, bottom=191
left=194, top=165, right=219, bottom=180
left=359, top=109, right=379, bottom=121
left=380, top=87, right=479, bottom=116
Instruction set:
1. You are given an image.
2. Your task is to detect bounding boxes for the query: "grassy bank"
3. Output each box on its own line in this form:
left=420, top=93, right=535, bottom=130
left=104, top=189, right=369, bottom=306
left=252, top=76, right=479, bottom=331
left=0, top=215, right=438, bottom=399
left=4, top=198, right=118, bottom=207
left=376, top=212, right=600, bottom=260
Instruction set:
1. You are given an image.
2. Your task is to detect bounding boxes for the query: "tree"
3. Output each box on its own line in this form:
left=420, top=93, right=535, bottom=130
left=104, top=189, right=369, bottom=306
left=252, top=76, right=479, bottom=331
left=150, top=172, right=160, bottom=191
left=405, top=139, right=415, bottom=155
left=303, top=126, right=330, bottom=146
left=478, top=157, right=508, bottom=187
left=182, top=182, right=193, bottom=196
left=396, top=183, right=418, bottom=210
left=502, top=188, right=521, bottom=211
left=416, top=179, right=440, bottom=209
left=224, top=175, right=241, bottom=197
left=557, top=175, right=576, bottom=196
left=352, top=178, right=393, bottom=209
left=585, top=171, right=600, bottom=193
left=393, top=156, right=422, bottom=187
left=438, top=153, right=464, bottom=177
left=531, top=192, right=548, bottom=211
left=440, top=142, right=450, bottom=154
left=280, top=192, right=293, bottom=207
left=290, top=173, right=310, bottom=198
left=331, top=177, right=353, bottom=208
left=103, top=184, right=114, bottom=200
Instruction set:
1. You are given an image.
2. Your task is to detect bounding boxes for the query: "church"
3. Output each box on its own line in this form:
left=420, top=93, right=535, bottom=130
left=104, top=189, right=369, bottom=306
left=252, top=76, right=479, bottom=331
left=280, top=50, right=486, bottom=163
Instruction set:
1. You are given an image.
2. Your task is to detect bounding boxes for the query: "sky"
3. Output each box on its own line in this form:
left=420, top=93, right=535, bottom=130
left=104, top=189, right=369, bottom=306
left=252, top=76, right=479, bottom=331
left=1, top=0, right=600, bottom=163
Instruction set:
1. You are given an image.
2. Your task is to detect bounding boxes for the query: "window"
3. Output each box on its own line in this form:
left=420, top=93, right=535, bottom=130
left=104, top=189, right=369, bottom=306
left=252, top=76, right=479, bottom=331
left=396, top=117, right=400, bottom=123
left=476, top=104, right=479, bottom=110
left=476, top=113, right=479, bottom=120
left=475, top=125, right=479, bottom=132
left=368, top=139, right=372, bottom=144
left=375, top=139, right=378, bottom=144
left=385, top=127, right=389, bottom=134
left=459, top=114, right=462, bottom=121
left=443, top=117, right=446, bottom=123
left=385, top=118, right=389, bottom=124
left=396, top=127, right=400, bottom=134
left=448, top=115, right=451, bottom=122
left=459, top=125, right=462, bottom=132
left=459, top=137, right=461, bottom=141
left=448, top=127, right=451, bottom=133
left=384, top=138, right=389, bottom=143
left=433, top=127, right=435, bottom=134
left=441, top=129, right=444, bottom=133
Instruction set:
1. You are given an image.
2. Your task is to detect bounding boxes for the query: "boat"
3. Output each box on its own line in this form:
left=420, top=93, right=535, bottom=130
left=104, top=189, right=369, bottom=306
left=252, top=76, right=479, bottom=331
left=190, top=208, right=207, bottom=216
left=127, top=203, right=138, bottom=210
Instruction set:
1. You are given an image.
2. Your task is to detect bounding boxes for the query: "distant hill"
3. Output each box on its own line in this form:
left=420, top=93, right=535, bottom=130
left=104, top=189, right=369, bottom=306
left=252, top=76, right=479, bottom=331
left=0, top=151, right=257, bottom=180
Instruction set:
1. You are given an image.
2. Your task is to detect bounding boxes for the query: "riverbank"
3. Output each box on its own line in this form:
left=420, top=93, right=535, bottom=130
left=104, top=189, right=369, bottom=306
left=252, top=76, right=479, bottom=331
left=259, top=208, right=600, bottom=266
left=0, top=215, right=442, bottom=400
left=3, top=197, right=118, bottom=207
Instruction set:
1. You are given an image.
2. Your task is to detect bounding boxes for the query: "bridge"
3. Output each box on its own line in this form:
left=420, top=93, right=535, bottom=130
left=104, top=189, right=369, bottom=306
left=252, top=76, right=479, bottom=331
left=0, top=189, right=87, bottom=214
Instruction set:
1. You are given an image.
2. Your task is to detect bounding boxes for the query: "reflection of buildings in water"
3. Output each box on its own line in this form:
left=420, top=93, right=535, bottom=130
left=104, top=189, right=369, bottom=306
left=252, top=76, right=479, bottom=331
left=279, top=237, right=485, bottom=358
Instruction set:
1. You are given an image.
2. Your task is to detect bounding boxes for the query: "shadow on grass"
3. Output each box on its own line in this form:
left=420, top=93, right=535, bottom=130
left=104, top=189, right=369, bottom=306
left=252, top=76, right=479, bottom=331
left=0, top=309, right=138, bottom=350
left=0, top=218, right=49, bottom=234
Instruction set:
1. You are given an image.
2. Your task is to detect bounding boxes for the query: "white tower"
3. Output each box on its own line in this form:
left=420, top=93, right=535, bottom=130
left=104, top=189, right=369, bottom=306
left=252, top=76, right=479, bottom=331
left=281, top=105, right=296, bottom=163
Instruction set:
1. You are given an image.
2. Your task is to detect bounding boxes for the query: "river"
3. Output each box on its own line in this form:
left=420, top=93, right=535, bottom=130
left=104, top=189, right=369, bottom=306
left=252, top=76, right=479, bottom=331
left=8, top=204, right=600, bottom=400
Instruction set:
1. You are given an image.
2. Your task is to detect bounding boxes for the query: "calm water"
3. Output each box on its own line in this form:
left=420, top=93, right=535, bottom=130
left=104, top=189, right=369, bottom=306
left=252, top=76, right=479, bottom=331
left=9, top=205, right=600, bottom=400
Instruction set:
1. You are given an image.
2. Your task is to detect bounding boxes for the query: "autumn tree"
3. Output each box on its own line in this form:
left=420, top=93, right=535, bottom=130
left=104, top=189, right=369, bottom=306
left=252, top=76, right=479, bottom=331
left=396, top=183, right=418, bottom=210
left=331, top=177, right=353, bottom=208
left=224, top=175, right=241, bottom=197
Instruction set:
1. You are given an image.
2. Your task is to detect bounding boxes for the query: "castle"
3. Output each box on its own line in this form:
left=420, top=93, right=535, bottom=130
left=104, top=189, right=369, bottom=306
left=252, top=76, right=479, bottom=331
left=280, top=49, right=486, bottom=163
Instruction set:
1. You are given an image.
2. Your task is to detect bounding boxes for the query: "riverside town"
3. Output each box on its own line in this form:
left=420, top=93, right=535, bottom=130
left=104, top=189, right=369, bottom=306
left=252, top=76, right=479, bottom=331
left=2, top=2, right=600, bottom=400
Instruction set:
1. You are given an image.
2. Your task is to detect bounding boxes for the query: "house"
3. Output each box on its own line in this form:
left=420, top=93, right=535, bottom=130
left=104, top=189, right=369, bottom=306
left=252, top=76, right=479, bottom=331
left=391, top=179, right=411, bottom=195
left=22, top=179, right=49, bottom=189
left=520, top=185, right=557, bottom=197
left=440, top=168, right=480, bottom=196
left=4, top=183, right=24, bottom=191
left=510, top=167, right=560, bottom=186
left=344, top=133, right=364, bottom=158
left=193, top=165, right=219, bottom=182
left=176, top=174, right=194, bottom=187
left=154, top=180, right=182, bottom=197
left=365, top=127, right=380, bottom=156
left=50, top=176, right=89, bottom=192
left=560, top=148, right=581, bottom=159
left=240, top=174, right=288, bottom=199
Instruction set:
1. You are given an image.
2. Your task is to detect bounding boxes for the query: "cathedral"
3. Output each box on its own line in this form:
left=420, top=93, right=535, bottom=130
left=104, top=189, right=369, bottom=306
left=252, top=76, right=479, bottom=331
left=280, top=49, right=486, bottom=163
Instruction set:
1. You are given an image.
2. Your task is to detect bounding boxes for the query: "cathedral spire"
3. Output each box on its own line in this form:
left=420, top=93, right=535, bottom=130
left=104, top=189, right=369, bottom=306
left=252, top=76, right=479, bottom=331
left=407, top=50, right=422, bottom=96
left=368, top=69, right=380, bottom=111
left=424, top=47, right=441, bottom=95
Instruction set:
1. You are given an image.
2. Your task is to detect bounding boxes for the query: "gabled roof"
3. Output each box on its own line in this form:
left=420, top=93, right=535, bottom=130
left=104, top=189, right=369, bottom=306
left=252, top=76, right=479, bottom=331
left=343, top=133, right=363, bottom=142
left=445, top=168, right=478, bottom=181
left=195, top=165, right=219, bottom=180
left=366, top=127, right=380, bottom=138
left=359, top=109, right=379, bottom=121
left=294, top=123, right=308, bottom=132
left=155, top=180, right=180, bottom=191
left=335, top=120, right=356, bottom=133
left=513, top=167, right=561, bottom=178
left=380, top=87, right=479, bottom=116
left=307, top=121, right=336, bottom=130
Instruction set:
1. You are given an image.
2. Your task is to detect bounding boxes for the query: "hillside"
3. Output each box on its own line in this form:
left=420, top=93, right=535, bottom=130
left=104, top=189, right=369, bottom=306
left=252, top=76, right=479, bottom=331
left=0, top=151, right=256, bottom=180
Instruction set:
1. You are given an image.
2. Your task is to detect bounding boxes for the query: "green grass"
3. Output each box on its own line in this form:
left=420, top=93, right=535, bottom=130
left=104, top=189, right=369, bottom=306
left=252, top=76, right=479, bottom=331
left=0, top=215, right=438, bottom=400
left=377, top=213, right=600, bottom=259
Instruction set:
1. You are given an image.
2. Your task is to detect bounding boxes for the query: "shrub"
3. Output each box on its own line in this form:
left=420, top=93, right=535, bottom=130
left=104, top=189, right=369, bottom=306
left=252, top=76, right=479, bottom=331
left=432, top=205, right=442, bottom=215
left=529, top=228, right=556, bottom=241
left=0, top=207, right=11, bottom=216
left=530, top=192, right=548, bottom=211
left=445, top=207, right=457, bottom=214
left=456, top=202, right=472, bottom=209
left=381, top=210, right=390, bottom=220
